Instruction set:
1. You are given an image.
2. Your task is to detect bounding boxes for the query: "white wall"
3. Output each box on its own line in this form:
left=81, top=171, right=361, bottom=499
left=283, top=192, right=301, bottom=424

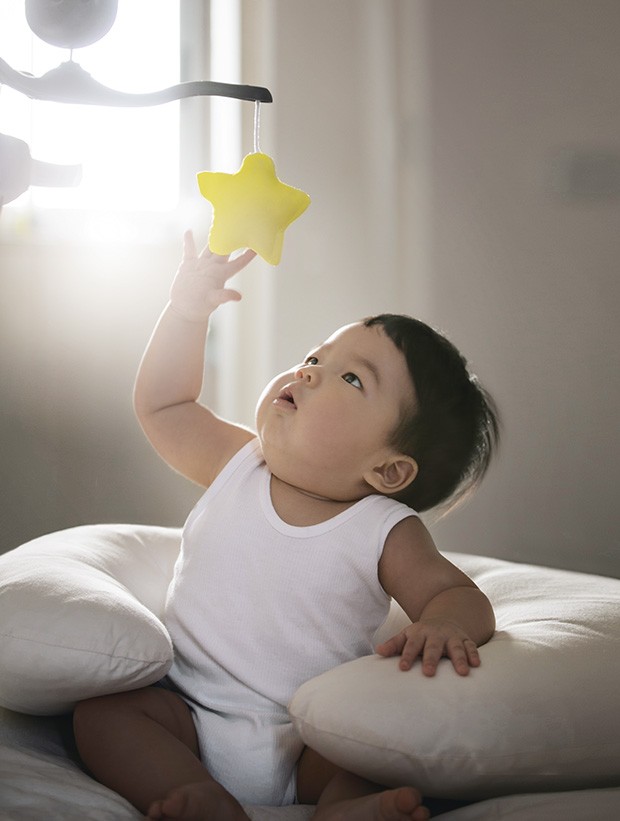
left=1, top=0, right=618, bottom=577
left=228, top=0, right=435, bottom=425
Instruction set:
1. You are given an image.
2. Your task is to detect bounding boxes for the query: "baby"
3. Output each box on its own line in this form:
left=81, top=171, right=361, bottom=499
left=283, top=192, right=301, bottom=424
left=73, top=233, right=500, bottom=821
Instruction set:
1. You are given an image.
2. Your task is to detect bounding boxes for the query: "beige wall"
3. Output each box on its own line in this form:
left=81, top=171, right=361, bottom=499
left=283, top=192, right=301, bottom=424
left=424, top=0, right=620, bottom=576
left=1, top=0, right=618, bottom=577
left=0, top=237, right=201, bottom=551
left=243, top=0, right=620, bottom=577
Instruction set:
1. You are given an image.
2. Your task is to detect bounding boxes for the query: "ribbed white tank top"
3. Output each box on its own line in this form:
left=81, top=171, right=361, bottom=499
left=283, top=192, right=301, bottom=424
left=164, top=439, right=417, bottom=712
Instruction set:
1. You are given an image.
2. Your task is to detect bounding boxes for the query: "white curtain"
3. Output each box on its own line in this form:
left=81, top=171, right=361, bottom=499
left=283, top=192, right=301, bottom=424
left=225, top=0, right=432, bottom=425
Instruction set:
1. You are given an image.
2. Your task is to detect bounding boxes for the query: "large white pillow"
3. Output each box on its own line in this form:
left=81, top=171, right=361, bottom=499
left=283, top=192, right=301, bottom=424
left=0, top=524, right=181, bottom=715
left=3, top=524, right=620, bottom=803
left=289, top=553, right=620, bottom=801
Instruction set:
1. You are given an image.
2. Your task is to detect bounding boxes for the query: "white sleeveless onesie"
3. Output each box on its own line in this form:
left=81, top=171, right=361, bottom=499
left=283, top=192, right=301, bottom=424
left=164, top=439, right=417, bottom=806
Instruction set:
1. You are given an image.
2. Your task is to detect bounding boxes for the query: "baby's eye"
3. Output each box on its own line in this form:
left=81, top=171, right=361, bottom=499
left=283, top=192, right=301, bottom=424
left=305, top=356, right=319, bottom=365
left=342, top=372, right=363, bottom=389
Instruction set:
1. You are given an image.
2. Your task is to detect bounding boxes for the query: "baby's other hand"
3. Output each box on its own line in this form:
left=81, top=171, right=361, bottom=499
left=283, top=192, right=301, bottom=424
left=169, top=230, right=257, bottom=322
left=375, top=619, right=481, bottom=677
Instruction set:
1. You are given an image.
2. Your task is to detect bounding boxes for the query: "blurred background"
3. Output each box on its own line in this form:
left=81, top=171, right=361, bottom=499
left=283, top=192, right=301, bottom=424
left=1, top=0, right=618, bottom=578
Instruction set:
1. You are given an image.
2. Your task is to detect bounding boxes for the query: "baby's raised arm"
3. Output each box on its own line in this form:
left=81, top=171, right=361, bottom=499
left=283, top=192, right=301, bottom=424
left=377, top=516, right=495, bottom=677
left=134, top=231, right=257, bottom=488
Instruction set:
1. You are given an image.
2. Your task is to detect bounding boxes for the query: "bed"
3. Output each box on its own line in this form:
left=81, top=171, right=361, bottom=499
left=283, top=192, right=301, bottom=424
left=1, top=523, right=619, bottom=819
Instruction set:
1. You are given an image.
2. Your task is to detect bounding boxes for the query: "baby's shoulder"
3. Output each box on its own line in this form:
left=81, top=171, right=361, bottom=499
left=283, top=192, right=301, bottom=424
left=384, top=514, right=434, bottom=553
left=379, top=514, right=443, bottom=579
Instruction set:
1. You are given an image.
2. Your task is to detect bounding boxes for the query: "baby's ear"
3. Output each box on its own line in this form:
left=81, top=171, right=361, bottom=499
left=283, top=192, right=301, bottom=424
left=364, top=454, right=418, bottom=495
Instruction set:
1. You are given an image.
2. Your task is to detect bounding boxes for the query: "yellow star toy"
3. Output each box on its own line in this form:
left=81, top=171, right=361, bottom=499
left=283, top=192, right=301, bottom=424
left=197, top=152, right=311, bottom=265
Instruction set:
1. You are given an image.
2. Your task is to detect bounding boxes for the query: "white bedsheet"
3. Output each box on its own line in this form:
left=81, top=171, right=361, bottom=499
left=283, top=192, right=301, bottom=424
left=0, top=706, right=314, bottom=821
left=1, top=708, right=619, bottom=820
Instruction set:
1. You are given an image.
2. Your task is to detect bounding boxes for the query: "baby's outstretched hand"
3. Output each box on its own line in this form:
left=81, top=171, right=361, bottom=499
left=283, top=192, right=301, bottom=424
left=375, top=619, right=481, bottom=677
left=169, top=230, right=257, bottom=322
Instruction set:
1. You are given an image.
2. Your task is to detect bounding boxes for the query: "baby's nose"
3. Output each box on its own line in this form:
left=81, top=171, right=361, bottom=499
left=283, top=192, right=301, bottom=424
left=295, top=366, right=315, bottom=383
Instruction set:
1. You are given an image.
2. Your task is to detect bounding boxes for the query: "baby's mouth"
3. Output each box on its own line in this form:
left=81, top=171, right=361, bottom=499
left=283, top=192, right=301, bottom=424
left=277, top=388, right=297, bottom=408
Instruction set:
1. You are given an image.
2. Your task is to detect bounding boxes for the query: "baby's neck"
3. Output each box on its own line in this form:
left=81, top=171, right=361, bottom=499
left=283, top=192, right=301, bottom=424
left=269, top=474, right=362, bottom=527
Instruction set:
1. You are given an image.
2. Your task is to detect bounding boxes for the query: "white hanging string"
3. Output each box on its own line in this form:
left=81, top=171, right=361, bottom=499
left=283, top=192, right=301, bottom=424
left=253, top=101, right=261, bottom=154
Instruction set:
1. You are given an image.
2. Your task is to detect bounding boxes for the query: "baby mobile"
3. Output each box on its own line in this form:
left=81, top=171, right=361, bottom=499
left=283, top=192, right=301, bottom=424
left=0, top=0, right=310, bottom=264
left=197, top=102, right=310, bottom=265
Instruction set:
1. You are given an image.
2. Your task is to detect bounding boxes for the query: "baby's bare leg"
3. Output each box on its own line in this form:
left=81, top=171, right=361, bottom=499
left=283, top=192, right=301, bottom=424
left=73, top=686, right=248, bottom=820
left=297, top=748, right=429, bottom=821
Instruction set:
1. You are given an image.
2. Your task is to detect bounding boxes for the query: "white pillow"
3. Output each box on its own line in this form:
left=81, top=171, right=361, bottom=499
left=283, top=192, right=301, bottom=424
left=0, top=524, right=181, bottom=715
left=289, top=553, right=620, bottom=800
left=3, top=524, right=620, bottom=801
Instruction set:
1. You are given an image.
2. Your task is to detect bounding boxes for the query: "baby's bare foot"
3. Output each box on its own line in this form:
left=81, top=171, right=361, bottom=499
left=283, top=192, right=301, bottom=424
left=146, top=780, right=249, bottom=821
left=315, top=786, right=430, bottom=821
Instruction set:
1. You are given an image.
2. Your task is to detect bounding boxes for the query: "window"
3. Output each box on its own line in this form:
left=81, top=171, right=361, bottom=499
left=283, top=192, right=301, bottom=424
left=0, top=0, right=181, bottom=213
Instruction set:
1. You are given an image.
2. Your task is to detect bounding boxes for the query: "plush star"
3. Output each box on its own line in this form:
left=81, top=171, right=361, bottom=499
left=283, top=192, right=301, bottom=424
left=197, top=152, right=310, bottom=265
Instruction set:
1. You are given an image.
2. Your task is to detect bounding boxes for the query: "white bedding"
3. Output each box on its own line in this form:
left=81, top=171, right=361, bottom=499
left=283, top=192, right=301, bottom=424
left=0, top=707, right=312, bottom=821
left=2, top=707, right=620, bottom=821
left=2, top=525, right=620, bottom=819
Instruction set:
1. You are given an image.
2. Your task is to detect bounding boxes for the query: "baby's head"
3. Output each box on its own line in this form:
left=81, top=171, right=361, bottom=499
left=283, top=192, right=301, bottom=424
left=256, top=313, right=499, bottom=513
left=363, top=314, right=500, bottom=512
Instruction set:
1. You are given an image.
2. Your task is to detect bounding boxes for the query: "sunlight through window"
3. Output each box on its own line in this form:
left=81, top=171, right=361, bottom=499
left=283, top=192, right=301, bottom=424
left=0, top=0, right=180, bottom=212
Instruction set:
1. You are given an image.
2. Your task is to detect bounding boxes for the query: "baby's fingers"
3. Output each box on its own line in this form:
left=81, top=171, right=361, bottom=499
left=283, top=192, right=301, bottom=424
left=375, top=632, right=406, bottom=658
left=210, top=288, right=243, bottom=308
left=182, top=229, right=198, bottom=261
left=376, top=631, right=425, bottom=672
left=222, top=247, right=257, bottom=276
left=447, top=639, right=480, bottom=676
left=200, top=247, right=257, bottom=283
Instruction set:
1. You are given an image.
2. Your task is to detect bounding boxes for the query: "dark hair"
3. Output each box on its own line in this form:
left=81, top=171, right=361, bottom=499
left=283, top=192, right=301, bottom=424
left=364, top=314, right=500, bottom=513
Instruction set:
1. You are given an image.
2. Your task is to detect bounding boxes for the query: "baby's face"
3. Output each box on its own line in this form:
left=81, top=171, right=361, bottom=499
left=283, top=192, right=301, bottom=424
left=255, top=322, right=415, bottom=501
